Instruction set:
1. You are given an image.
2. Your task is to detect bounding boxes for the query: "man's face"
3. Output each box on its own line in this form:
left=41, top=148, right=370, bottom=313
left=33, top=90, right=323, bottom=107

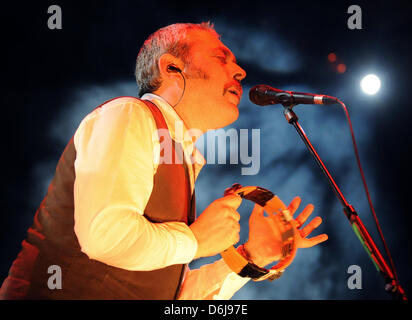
left=177, top=30, right=246, bottom=131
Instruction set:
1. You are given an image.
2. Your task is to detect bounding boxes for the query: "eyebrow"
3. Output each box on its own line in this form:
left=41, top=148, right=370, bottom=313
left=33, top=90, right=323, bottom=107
left=215, top=47, right=237, bottom=64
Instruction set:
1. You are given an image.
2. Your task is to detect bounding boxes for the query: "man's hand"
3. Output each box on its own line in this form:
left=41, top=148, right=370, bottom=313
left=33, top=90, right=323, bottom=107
left=190, top=194, right=242, bottom=259
left=244, top=196, right=328, bottom=267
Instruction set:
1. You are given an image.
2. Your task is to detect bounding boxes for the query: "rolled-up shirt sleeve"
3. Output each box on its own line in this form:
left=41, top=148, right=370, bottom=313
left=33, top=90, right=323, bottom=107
left=72, top=99, right=198, bottom=271
left=178, top=258, right=251, bottom=300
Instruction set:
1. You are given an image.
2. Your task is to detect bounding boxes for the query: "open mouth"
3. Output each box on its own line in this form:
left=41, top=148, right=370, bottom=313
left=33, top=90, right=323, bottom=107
left=228, top=88, right=241, bottom=97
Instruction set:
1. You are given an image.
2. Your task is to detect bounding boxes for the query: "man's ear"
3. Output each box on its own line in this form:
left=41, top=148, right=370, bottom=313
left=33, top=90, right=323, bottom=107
left=158, top=53, right=184, bottom=79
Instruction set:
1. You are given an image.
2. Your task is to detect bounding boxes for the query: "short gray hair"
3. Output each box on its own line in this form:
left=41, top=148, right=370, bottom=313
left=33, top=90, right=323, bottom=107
left=135, top=22, right=219, bottom=96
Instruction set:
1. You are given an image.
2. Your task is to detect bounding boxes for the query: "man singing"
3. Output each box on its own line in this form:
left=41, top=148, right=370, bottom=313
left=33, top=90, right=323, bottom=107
left=0, top=22, right=327, bottom=300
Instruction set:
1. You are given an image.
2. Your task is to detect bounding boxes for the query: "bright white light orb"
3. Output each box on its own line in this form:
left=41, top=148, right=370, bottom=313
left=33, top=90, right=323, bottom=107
left=360, top=74, right=381, bottom=95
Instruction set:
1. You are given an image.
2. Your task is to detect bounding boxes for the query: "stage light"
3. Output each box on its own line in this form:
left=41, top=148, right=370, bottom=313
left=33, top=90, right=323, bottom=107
left=337, top=63, right=346, bottom=74
left=328, top=53, right=337, bottom=63
left=360, top=74, right=381, bottom=95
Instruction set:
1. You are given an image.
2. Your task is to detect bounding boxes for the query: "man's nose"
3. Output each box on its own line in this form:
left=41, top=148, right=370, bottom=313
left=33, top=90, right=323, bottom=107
left=233, top=64, right=246, bottom=82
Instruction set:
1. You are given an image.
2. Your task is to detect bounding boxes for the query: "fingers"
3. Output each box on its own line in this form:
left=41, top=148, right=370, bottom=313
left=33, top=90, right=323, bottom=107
left=250, top=204, right=264, bottom=219
left=299, top=233, right=328, bottom=248
left=232, top=210, right=241, bottom=221
left=295, top=204, right=315, bottom=229
left=287, top=196, right=301, bottom=215
left=229, top=215, right=241, bottom=244
left=222, top=205, right=240, bottom=222
left=219, top=194, right=242, bottom=210
left=213, top=194, right=241, bottom=223
left=300, top=216, right=322, bottom=237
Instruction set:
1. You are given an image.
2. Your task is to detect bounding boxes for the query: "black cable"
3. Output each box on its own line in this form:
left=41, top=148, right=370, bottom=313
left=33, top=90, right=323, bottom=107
left=172, top=70, right=186, bottom=108
left=337, top=99, right=401, bottom=290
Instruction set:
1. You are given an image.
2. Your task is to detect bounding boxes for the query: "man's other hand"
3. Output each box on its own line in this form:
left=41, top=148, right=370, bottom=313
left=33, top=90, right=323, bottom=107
left=244, top=196, right=328, bottom=267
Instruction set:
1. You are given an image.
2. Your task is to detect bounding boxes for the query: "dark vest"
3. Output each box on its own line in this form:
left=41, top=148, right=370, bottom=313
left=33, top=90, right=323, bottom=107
left=2, top=98, right=196, bottom=300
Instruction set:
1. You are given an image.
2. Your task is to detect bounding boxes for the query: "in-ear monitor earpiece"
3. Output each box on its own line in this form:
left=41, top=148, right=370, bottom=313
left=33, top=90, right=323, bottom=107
left=168, top=65, right=181, bottom=73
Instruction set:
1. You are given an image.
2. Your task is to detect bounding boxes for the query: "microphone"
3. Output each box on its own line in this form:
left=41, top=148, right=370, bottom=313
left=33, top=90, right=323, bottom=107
left=249, top=84, right=338, bottom=106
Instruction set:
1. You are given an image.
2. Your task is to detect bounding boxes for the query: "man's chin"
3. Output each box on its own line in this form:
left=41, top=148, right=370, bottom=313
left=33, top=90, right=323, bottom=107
left=214, top=105, right=239, bottom=129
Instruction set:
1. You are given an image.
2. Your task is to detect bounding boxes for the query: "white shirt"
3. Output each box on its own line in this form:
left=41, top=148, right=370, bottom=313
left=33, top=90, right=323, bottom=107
left=72, top=93, right=250, bottom=299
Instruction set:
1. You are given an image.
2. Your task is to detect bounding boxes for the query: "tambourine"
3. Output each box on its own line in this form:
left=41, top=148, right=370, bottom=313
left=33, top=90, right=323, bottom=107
left=220, top=183, right=299, bottom=281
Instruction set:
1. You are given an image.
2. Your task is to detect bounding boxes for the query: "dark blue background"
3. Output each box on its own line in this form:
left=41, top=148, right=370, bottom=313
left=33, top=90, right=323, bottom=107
left=1, top=0, right=411, bottom=299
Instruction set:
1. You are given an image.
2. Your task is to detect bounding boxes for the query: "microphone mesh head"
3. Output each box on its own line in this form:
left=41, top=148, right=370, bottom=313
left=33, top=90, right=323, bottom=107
left=249, top=85, right=268, bottom=106
left=249, top=85, right=280, bottom=106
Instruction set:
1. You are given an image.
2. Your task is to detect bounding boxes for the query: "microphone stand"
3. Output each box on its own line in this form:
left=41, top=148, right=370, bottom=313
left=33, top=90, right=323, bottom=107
left=282, top=106, right=407, bottom=300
